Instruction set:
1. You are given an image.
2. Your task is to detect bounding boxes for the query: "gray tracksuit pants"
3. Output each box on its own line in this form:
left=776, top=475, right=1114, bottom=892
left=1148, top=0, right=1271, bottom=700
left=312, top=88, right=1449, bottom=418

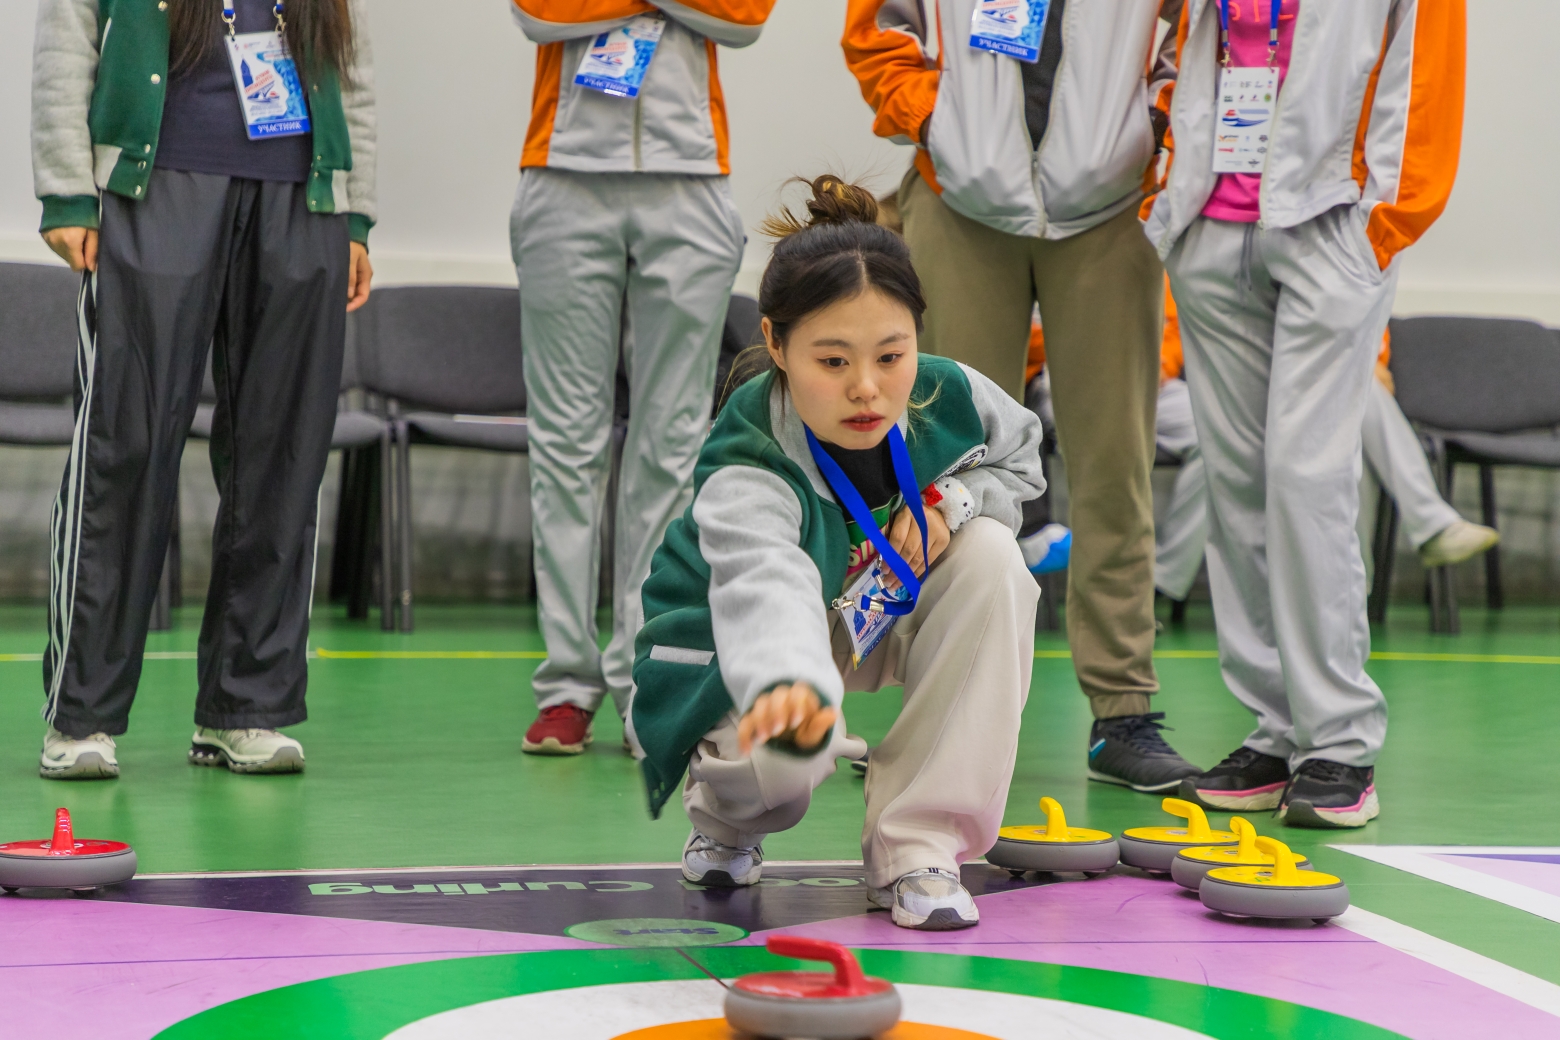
left=44, top=170, right=347, bottom=738
left=1165, top=206, right=1398, bottom=768
left=683, top=518, right=1038, bottom=889
left=511, top=169, right=744, bottom=717
left=1155, top=377, right=1463, bottom=601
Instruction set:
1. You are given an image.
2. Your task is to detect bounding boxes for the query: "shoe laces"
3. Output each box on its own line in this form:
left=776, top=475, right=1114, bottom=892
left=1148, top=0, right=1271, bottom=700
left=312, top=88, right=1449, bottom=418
left=1275, top=759, right=1355, bottom=815
left=537, top=704, right=586, bottom=722
left=689, top=831, right=760, bottom=858
left=897, top=868, right=963, bottom=899
left=1211, top=745, right=1266, bottom=773
left=1100, top=712, right=1179, bottom=756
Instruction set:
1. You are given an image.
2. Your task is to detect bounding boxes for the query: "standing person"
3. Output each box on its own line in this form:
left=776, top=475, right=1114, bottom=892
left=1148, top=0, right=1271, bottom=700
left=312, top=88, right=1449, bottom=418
left=510, top=0, right=770, bottom=756
left=31, top=0, right=375, bottom=778
left=632, top=176, right=1045, bottom=930
left=844, top=0, right=1204, bottom=792
left=1147, top=0, right=1465, bottom=826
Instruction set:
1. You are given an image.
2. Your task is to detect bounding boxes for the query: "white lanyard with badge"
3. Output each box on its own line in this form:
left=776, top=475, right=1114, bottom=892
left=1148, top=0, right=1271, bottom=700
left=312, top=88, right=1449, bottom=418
left=575, top=12, right=667, bottom=99
left=969, top=0, right=1051, bottom=63
left=222, top=0, right=311, bottom=140
left=1212, top=0, right=1280, bottom=174
left=806, top=426, right=930, bottom=668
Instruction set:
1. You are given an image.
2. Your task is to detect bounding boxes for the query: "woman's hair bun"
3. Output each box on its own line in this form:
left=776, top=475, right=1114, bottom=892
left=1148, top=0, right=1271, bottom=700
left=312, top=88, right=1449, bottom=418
left=760, top=174, right=879, bottom=239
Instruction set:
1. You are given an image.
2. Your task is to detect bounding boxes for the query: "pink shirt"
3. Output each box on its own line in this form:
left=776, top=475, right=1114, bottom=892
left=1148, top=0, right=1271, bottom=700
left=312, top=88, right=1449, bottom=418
left=1201, top=0, right=1300, bottom=223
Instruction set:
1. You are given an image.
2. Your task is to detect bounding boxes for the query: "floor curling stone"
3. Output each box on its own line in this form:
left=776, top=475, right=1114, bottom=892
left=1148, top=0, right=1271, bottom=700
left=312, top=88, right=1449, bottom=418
left=1119, top=797, right=1237, bottom=873
left=1171, top=817, right=1311, bottom=891
left=0, top=808, right=137, bottom=893
left=985, top=796, right=1119, bottom=876
left=1200, top=836, right=1350, bottom=923
left=724, top=935, right=901, bottom=1039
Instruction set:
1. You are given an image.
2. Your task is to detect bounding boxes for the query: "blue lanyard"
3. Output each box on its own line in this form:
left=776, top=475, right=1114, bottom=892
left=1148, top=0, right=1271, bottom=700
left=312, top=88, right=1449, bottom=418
left=223, top=1, right=286, bottom=35
left=1218, top=0, right=1281, bottom=67
left=805, top=424, right=929, bottom=617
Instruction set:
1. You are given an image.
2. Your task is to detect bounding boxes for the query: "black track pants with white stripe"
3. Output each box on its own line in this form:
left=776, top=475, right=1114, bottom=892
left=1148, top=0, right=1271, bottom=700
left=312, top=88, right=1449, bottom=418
left=44, top=170, right=347, bottom=738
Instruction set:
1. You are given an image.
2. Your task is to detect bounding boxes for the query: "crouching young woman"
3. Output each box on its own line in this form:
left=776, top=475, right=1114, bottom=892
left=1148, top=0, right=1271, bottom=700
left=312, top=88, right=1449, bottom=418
left=630, top=176, right=1046, bottom=931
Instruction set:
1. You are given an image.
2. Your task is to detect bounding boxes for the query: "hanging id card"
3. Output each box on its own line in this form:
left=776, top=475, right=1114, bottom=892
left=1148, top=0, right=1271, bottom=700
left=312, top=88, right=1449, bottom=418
left=1212, top=66, right=1278, bottom=174
left=836, top=560, right=912, bottom=668
left=968, top=0, right=1050, bottom=63
left=225, top=32, right=310, bottom=140
left=575, top=13, right=666, bottom=98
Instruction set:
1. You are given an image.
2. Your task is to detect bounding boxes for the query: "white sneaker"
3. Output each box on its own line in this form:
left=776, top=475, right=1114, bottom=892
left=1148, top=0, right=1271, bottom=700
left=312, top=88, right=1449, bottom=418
left=40, top=727, right=119, bottom=780
left=682, top=829, right=763, bottom=887
left=189, top=728, right=305, bottom=774
left=1418, top=520, right=1499, bottom=568
left=869, top=867, right=979, bottom=931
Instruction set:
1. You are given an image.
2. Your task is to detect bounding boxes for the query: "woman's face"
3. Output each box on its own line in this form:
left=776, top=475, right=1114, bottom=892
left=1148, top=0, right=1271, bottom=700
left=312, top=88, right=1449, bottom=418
left=765, top=288, right=918, bottom=451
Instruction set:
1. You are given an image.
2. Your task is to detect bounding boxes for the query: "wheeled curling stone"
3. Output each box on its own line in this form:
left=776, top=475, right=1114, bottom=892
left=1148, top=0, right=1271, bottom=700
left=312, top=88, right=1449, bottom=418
left=986, top=796, right=1118, bottom=876
left=1171, top=817, right=1311, bottom=891
left=1119, top=797, right=1237, bottom=873
left=725, top=935, right=900, bottom=1039
left=1200, top=836, right=1349, bottom=923
left=0, top=808, right=136, bottom=893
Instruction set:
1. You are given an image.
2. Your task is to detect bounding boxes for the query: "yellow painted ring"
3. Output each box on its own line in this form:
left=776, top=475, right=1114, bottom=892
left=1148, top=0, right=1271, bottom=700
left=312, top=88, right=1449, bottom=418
left=1122, top=826, right=1238, bottom=845
left=1205, top=864, right=1342, bottom=888
left=997, top=824, right=1114, bottom=845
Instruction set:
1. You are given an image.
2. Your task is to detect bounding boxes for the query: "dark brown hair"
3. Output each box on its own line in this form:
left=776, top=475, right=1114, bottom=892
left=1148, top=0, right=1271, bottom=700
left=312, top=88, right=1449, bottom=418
left=169, top=0, right=355, bottom=84
left=720, top=175, right=926, bottom=412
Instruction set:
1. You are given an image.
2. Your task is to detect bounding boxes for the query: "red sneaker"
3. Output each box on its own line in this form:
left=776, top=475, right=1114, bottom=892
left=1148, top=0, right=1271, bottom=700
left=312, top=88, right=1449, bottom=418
left=522, top=704, right=594, bottom=755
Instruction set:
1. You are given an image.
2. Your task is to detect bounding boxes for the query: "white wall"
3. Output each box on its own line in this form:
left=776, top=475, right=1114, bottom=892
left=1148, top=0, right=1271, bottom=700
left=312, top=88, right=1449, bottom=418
left=3, top=0, right=1558, bottom=319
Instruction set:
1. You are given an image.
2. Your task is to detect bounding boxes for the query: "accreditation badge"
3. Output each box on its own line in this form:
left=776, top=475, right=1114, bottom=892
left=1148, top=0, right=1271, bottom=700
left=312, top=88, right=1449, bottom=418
left=575, top=13, right=666, bottom=98
left=968, top=0, right=1050, bottom=63
left=835, top=561, right=910, bottom=669
left=224, top=31, right=311, bottom=140
left=1212, top=66, right=1278, bottom=174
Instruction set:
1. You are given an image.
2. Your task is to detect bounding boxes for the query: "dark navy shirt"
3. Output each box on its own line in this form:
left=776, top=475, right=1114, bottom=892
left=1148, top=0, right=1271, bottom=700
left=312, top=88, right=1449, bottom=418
left=155, top=0, right=313, bottom=183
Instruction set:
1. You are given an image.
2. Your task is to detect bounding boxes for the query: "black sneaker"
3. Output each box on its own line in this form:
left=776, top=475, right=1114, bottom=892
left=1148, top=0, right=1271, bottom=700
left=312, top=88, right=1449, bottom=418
left=1178, top=746, right=1290, bottom=811
left=1087, top=713, right=1202, bottom=793
left=1279, top=759, right=1379, bottom=829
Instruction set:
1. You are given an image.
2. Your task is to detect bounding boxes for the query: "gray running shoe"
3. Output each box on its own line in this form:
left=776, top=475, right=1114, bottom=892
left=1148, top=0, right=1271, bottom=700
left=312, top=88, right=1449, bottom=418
left=868, top=867, right=979, bottom=930
left=189, top=728, right=304, bottom=774
left=1087, top=713, right=1201, bottom=793
left=682, top=829, right=762, bottom=887
left=40, top=727, right=119, bottom=780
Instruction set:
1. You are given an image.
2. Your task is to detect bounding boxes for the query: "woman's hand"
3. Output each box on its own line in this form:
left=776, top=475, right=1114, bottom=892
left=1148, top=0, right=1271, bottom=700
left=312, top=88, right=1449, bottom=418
left=42, top=227, right=98, bottom=273
left=880, top=500, right=950, bottom=590
left=347, top=241, right=373, bottom=312
left=738, top=682, right=837, bottom=755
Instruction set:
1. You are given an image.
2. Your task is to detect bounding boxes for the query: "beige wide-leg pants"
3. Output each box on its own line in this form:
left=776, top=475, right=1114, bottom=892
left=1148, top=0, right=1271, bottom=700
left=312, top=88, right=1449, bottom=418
left=899, top=171, right=1162, bottom=719
left=683, top=517, right=1039, bottom=890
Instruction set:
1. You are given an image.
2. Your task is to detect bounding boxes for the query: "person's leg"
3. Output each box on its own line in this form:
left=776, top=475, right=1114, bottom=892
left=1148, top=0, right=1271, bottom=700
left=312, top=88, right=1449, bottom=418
left=1030, top=205, right=1162, bottom=719
left=1361, top=377, right=1460, bottom=547
left=898, top=170, right=1034, bottom=399
left=1262, top=206, right=1395, bottom=771
left=193, top=179, right=347, bottom=734
left=855, top=517, right=1038, bottom=888
left=1154, top=378, right=1208, bottom=601
left=42, top=170, right=232, bottom=746
left=1167, top=218, right=1294, bottom=762
left=606, top=175, right=744, bottom=718
left=512, top=169, right=628, bottom=715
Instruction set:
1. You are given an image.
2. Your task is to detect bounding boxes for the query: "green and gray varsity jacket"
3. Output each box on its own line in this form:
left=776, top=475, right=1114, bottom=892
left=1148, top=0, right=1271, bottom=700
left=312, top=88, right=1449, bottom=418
left=31, top=0, right=376, bottom=243
left=631, top=355, right=1045, bottom=817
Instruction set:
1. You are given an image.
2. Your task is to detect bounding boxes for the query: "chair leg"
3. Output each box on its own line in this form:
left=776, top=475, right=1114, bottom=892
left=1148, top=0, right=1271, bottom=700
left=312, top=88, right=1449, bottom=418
left=378, top=428, right=396, bottom=631
left=1169, top=596, right=1187, bottom=626
left=1035, top=571, right=1061, bottom=632
left=1367, top=491, right=1398, bottom=625
left=329, top=447, right=358, bottom=603
left=1479, top=464, right=1503, bottom=610
left=395, top=419, right=415, bottom=633
left=345, top=443, right=379, bottom=621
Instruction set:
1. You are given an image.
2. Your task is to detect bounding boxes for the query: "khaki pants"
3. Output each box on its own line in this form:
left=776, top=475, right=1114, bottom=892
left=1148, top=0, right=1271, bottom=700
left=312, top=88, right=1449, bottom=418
left=683, top=518, right=1038, bottom=889
left=900, top=172, right=1161, bottom=717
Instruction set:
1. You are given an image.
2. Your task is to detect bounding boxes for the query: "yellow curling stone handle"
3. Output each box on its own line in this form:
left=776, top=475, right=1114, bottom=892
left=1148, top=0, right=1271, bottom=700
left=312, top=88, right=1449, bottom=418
left=997, top=796, right=1112, bottom=844
left=1164, top=798, right=1215, bottom=841
left=1203, top=836, right=1342, bottom=887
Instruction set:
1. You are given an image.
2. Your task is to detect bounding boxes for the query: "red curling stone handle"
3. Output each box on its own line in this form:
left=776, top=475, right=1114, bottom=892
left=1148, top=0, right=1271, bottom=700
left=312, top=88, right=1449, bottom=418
left=48, top=809, right=75, bottom=856
left=765, top=936, right=871, bottom=996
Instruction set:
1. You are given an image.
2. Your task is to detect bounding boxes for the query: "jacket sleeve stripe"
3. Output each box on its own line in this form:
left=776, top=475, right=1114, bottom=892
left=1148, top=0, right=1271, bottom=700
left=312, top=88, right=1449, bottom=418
left=843, top=0, right=941, bottom=146
left=512, top=0, right=653, bottom=44
left=655, top=0, right=773, bottom=48
left=705, top=39, right=732, bottom=174
left=1361, top=0, right=1466, bottom=269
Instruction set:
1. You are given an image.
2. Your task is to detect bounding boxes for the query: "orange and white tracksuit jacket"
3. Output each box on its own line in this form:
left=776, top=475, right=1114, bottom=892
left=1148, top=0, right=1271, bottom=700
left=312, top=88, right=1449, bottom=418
left=512, top=1, right=774, bottom=175
left=843, top=0, right=1178, bottom=239
left=1145, top=0, right=1465, bottom=269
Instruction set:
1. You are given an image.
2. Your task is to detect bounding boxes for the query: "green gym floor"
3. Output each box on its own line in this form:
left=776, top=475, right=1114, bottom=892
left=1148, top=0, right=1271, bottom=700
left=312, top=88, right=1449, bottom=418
left=2, top=601, right=1559, bottom=1001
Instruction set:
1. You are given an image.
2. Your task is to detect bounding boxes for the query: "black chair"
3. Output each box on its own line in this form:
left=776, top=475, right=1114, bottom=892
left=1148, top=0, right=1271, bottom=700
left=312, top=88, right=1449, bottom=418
left=1383, top=316, right=1560, bottom=632
left=0, top=262, right=78, bottom=444
left=354, top=286, right=528, bottom=632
